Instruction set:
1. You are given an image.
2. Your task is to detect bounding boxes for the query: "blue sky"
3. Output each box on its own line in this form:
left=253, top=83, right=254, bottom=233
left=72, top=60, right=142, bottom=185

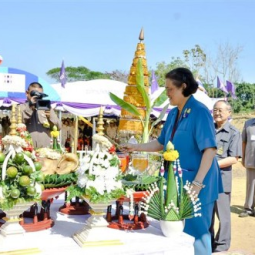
left=0, top=0, right=254, bottom=85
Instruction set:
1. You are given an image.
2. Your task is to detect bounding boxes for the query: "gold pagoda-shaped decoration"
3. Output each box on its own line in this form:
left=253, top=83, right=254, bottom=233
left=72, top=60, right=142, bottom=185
left=118, top=28, right=150, bottom=135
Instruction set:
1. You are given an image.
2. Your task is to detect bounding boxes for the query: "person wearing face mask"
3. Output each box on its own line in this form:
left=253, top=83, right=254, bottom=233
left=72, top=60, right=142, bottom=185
left=120, top=67, right=223, bottom=255
left=209, top=100, right=241, bottom=253
left=19, top=82, right=61, bottom=148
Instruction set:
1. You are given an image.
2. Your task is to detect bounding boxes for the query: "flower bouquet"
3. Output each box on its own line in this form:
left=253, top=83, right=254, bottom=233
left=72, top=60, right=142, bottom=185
left=71, top=134, right=125, bottom=246
left=140, top=141, right=201, bottom=237
left=67, top=134, right=125, bottom=204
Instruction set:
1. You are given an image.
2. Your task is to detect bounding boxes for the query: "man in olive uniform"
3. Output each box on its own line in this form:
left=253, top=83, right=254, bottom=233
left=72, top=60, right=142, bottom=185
left=20, top=82, right=61, bottom=148
left=210, top=100, right=241, bottom=252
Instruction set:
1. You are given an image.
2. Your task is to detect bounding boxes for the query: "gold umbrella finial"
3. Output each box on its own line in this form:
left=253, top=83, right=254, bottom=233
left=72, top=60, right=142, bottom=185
left=139, top=28, right=144, bottom=41
left=97, top=106, right=105, bottom=136
left=9, top=104, right=17, bottom=136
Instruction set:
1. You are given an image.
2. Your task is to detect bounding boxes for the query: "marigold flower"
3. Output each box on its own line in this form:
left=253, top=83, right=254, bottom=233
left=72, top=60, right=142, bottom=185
left=51, top=130, right=59, bottom=138
left=43, top=121, right=50, bottom=128
left=163, top=150, right=179, bottom=161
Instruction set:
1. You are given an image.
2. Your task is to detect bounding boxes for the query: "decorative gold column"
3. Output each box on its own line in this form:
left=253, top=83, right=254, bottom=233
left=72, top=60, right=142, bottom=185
left=17, top=106, right=22, bottom=124
left=9, top=104, right=17, bottom=136
left=73, top=116, right=79, bottom=154
left=97, top=106, right=105, bottom=136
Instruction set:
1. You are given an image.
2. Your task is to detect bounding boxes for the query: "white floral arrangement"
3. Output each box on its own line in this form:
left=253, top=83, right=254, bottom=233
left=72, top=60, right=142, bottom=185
left=2, top=135, right=27, bottom=149
left=67, top=134, right=125, bottom=203
left=92, top=134, right=112, bottom=150
left=46, top=151, right=61, bottom=160
left=16, top=123, right=27, bottom=132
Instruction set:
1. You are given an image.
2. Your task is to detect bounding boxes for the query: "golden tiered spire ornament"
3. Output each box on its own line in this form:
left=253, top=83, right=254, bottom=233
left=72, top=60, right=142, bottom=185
left=110, top=29, right=169, bottom=144
left=117, top=28, right=150, bottom=137
left=9, top=104, right=17, bottom=136
left=97, top=106, right=105, bottom=136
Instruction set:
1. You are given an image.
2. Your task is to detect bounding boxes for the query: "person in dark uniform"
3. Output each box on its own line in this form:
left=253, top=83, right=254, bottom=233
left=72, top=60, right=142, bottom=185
left=239, top=115, right=255, bottom=217
left=210, top=100, right=241, bottom=252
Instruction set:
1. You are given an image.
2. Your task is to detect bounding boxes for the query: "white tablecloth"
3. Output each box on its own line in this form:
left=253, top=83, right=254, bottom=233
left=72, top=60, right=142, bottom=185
left=0, top=197, right=194, bottom=255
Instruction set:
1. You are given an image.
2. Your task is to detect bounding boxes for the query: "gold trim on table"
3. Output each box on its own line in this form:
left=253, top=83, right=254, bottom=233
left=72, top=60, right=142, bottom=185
left=2, top=217, right=21, bottom=223
left=0, top=248, right=41, bottom=255
left=73, top=236, right=123, bottom=247
left=88, top=209, right=105, bottom=216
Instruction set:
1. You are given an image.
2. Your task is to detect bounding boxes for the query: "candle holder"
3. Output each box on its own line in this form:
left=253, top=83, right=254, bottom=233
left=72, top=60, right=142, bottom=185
left=107, top=192, right=149, bottom=230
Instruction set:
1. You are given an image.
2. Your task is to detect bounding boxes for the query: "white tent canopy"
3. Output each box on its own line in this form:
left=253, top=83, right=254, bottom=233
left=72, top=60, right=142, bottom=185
left=51, top=79, right=126, bottom=105
left=51, top=79, right=126, bottom=117
left=51, top=79, right=214, bottom=118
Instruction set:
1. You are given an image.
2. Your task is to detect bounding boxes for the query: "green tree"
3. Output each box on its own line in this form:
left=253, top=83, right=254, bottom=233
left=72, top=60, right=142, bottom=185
left=183, top=44, right=206, bottom=76
left=46, top=66, right=109, bottom=82
left=235, top=83, right=255, bottom=112
left=153, top=45, right=206, bottom=87
left=207, top=88, right=225, bottom=98
left=227, top=96, right=242, bottom=113
left=153, top=57, right=188, bottom=86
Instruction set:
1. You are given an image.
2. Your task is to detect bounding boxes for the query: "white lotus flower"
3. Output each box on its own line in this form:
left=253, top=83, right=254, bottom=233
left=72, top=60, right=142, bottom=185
left=0, top=187, right=4, bottom=199
left=78, top=176, right=88, bottom=188
left=92, top=165, right=104, bottom=175
left=82, top=155, right=91, bottom=164
left=80, top=162, right=89, bottom=172
left=114, top=180, right=122, bottom=189
left=35, top=183, right=42, bottom=195
left=101, top=159, right=110, bottom=169
left=87, top=179, right=105, bottom=195
left=107, top=153, right=113, bottom=160
left=98, top=152, right=105, bottom=159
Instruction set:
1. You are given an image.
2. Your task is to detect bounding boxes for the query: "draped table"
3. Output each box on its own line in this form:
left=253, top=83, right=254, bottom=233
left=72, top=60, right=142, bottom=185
left=0, top=196, right=194, bottom=255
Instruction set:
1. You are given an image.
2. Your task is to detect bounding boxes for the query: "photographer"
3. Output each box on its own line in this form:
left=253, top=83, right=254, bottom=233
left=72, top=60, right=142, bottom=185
left=20, top=82, right=61, bottom=148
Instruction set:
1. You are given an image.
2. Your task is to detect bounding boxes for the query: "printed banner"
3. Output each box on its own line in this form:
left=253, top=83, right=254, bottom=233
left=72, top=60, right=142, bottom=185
left=0, top=73, right=25, bottom=92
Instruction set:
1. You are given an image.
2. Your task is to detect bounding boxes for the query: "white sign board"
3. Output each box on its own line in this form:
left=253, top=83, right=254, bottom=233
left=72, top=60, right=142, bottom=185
left=0, top=73, right=26, bottom=92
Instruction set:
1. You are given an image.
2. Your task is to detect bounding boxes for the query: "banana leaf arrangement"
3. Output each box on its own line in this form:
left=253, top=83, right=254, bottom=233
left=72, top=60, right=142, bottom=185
left=122, top=174, right=159, bottom=192
left=42, top=172, right=77, bottom=189
left=140, top=142, right=202, bottom=221
left=110, top=59, right=169, bottom=143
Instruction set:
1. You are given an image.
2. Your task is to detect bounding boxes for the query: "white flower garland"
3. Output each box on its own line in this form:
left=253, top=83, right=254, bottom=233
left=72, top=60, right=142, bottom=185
left=2, top=135, right=27, bottom=148
left=92, top=134, right=112, bottom=150
left=126, top=188, right=135, bottom=216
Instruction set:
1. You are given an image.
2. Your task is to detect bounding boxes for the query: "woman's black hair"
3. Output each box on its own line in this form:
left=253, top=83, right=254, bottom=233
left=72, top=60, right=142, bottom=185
left=165, top=67, right=198, bottom=97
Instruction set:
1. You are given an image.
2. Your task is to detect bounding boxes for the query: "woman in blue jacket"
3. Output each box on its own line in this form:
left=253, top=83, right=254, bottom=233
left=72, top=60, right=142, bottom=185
left=121, top=67, right=223, bottom=255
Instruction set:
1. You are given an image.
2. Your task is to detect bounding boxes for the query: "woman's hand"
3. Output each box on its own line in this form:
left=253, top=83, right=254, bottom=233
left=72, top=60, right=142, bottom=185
left=190, top=185, right=201, bottom=197
left=119, top=140, right=163, bottom=153
left=119, top=143, right=137, bottom=153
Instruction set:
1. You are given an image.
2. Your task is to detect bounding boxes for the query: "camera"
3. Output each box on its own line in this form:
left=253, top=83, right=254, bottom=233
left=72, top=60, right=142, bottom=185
left=30, top=90, right=48, bottom=99
left=30, top=90, right=51, bottom=110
